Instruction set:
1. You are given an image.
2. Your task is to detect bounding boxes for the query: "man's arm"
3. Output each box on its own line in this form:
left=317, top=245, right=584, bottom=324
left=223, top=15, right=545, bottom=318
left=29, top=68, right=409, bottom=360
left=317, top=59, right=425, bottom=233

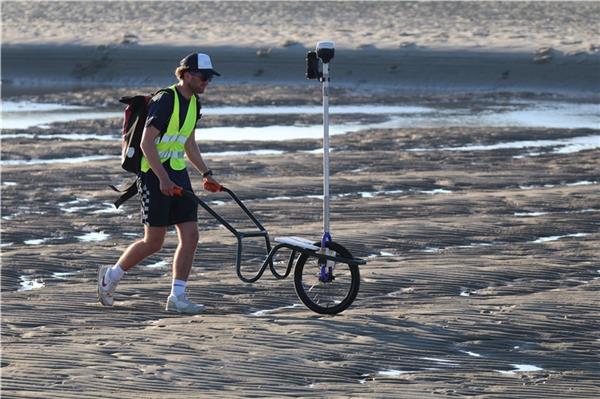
left=140, top=125, right=176, bottom=195
left=185, top=130, right=219, bottom=188
left=184, top=129, right=210, bottom=174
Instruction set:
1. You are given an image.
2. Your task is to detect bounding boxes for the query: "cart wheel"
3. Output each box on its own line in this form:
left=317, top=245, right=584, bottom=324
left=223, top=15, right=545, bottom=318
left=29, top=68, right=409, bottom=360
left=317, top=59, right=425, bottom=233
left=294, top=241, right=360, bottom=315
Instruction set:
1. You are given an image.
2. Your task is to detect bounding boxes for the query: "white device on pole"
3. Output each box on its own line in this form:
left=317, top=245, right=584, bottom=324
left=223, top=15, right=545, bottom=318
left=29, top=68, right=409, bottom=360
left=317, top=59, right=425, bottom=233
left=298, top=42, right=365, bottom=308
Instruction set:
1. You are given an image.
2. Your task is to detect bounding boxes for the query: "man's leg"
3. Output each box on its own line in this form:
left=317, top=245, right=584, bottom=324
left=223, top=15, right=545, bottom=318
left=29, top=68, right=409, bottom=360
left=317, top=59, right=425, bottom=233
left=98, top=225, right=166, bottom=306
left=165, top=221, right=202, bottom=314
left=172, top=221, right=199, bottom=281
left=118, top=225, right=167, bottom=270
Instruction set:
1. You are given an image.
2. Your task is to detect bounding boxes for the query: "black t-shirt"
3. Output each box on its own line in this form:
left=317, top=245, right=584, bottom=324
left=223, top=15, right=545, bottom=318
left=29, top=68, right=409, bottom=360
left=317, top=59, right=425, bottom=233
left=145, top=87, right=202, bottom=133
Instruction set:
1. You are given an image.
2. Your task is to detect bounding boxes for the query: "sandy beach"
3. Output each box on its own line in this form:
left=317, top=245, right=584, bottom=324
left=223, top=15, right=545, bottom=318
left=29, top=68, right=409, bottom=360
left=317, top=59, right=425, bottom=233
left=2, top=2, right=600, bottom=398
left=2, top=1, right=600, bottom=96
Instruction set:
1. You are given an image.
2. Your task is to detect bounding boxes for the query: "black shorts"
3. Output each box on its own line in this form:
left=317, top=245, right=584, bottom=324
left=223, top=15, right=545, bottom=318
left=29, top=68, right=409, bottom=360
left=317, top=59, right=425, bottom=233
left=137, top=164, right=198, bottom=227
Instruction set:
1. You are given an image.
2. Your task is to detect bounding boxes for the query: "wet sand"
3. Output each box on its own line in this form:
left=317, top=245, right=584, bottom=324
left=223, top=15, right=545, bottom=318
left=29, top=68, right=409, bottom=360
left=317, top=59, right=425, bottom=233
left=4, top=43, right=600, bottom=98
left=2, top=1, right=600, bottom=397
left=2, top=86, right=599, bottom=397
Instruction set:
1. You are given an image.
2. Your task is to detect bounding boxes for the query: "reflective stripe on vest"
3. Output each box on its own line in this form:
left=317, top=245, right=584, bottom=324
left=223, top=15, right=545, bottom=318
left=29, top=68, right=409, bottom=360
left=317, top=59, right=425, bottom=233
left=154, top=135, right=188, bottom=145
left=140, top=85, right=197, bottom=173
left=157, top=150, right=185, bottom=159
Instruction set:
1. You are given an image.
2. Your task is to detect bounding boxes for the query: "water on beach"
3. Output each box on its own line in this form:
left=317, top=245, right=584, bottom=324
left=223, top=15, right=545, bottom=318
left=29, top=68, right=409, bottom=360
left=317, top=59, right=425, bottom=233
left=18, top=276, right=45, bottom=291
left=2, top=99, right=598, bottom=169
left=2, top=99, right=599, bottom=135
left=76, top=231, right=110, bottom=242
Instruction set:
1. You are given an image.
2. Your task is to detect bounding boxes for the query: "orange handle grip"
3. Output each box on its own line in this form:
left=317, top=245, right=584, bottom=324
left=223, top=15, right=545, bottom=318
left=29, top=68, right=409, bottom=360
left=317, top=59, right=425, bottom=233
left=173, top=186, right=184, bottom=197
left=203, top=181, right=223, bottom=193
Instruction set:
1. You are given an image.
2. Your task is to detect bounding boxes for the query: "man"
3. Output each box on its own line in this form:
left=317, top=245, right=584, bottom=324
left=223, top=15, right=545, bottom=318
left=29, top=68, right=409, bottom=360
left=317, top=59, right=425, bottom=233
left=97, top=53, right=221, bottom=314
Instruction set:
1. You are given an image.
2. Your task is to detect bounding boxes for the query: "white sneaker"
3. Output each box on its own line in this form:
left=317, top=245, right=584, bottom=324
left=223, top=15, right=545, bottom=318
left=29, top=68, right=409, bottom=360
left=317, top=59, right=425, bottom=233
left=97, top=265, right=118, bottom=307
left=165, top=294, right=204, bottom=314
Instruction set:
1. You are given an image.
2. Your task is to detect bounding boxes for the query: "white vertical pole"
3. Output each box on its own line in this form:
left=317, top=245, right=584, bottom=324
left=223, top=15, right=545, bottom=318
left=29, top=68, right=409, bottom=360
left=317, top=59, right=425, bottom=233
left=322, top=62, right=330, bottom=239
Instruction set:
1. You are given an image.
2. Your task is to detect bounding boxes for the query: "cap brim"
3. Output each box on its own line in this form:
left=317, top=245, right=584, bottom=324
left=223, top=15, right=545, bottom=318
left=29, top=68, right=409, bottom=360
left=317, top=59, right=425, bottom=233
left=197, top=68, right=220, bottom=77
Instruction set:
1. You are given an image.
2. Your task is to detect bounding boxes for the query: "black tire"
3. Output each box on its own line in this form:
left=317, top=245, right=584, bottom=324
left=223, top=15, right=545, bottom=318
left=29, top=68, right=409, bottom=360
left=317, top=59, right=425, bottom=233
left=294, top=241, right=360, bottom=315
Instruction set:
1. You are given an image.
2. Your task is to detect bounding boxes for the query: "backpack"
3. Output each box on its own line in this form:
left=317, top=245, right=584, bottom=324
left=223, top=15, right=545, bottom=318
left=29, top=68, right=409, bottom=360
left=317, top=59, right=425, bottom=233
left=109, top=89, right=168, bottom=208
left=109, top=88, right=201, bottom=208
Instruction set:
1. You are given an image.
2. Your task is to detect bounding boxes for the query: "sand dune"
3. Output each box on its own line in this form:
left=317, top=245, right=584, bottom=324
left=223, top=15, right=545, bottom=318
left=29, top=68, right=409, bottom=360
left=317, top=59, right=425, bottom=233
left=2, top=1, right=599, bottom=53
left=3, top=2, right=600, bottom=97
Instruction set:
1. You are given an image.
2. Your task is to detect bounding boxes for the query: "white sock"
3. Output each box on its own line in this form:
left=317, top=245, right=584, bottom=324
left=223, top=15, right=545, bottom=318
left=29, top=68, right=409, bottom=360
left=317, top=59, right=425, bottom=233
left=107, top=264, right=125, bottom=283
left=171, top=279, right=187, bottom=297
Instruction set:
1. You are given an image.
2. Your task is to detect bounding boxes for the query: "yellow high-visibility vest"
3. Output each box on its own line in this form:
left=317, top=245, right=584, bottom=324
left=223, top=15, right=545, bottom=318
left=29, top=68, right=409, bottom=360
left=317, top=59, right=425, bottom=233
left=140, top=85, right=197, bottom=172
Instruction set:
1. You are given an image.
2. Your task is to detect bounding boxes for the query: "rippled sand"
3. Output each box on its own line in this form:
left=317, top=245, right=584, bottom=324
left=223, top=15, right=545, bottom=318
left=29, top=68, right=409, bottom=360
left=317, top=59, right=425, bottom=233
left=2, top=86, right=599, bottom=397
left=1, top=2, right=599, bottom=395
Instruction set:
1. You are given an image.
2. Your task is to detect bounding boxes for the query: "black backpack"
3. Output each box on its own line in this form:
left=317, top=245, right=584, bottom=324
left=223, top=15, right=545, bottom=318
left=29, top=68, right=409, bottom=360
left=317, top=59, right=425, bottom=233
left=109, top=89, right=168, bottom=208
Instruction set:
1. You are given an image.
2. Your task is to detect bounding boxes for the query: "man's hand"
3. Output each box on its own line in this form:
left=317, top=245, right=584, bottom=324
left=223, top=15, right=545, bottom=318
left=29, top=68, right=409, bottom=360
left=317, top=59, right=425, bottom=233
left=159, top=177, right=179, bottom=196
left=203, top=175, right=222, bottom=192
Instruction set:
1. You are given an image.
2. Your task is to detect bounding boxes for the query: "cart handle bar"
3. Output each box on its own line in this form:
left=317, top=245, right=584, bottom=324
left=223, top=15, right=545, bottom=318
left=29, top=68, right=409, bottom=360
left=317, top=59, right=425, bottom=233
left=174, top=185, right=267, bottom=235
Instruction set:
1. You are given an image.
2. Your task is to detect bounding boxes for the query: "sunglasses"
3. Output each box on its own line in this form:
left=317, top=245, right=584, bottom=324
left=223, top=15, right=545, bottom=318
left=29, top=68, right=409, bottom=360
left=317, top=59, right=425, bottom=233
left=187, top=71, right=213, bottom=82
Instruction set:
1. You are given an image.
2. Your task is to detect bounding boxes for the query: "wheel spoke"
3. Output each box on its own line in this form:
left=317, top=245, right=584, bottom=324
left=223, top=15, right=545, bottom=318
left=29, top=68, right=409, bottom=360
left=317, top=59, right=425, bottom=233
left=301, top=260, right=351, bottom=306
left=294, top=242, right=360, bottom=314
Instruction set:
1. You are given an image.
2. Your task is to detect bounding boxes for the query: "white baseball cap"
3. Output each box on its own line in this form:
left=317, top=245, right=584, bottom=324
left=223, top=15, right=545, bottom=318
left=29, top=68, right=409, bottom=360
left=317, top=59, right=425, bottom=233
left=180, top=53, right=221, bottom=76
